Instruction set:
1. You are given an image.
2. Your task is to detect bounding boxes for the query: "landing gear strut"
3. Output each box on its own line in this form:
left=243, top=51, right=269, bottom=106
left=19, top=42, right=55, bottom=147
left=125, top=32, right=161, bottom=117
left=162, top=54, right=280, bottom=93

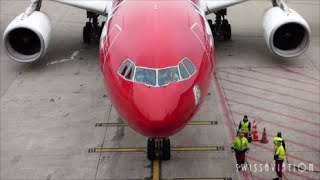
left=147, top=138, right=171, bottom=161
left=208, top=9, right=231, bottom=41
left=83, top=11, right=105, bottom=43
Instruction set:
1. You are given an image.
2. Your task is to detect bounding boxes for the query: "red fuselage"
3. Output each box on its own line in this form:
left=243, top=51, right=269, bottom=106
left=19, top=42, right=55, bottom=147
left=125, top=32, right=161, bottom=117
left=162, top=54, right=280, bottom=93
left=99, top=0, right=214, bottom=138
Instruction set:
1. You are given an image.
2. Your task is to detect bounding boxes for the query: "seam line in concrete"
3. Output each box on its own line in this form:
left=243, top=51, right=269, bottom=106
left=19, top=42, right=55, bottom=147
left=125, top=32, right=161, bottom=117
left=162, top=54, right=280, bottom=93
left=94, top=105, right=113, bottom=180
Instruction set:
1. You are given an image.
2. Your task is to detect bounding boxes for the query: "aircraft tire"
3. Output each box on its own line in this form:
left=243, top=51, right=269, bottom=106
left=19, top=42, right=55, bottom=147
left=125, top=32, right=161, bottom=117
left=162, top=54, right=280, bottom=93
left=208, top=19, right=216, bottom=34
left=147, top=138, right=156, bottom=161
left=222, top=20, right=231, bottom=40
left=161, top=138, right=171, bottom=161
left=83, top=22, right=93, bottom=43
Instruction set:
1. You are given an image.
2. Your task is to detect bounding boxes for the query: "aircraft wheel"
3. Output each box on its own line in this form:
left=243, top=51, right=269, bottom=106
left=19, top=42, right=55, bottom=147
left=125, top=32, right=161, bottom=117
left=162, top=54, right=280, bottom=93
left=161, top=138, right=171, bottom=161
left=222, top=19, right=231, bottom=40
left=207, top=19, right=216, bottom=34
left=147, top=138, right=156, bottom=161
left=83, top=22, right=93, bottom=43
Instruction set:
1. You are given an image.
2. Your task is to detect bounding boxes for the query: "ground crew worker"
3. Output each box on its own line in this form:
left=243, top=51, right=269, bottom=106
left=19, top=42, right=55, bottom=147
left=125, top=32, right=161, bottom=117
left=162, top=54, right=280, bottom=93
left=231, top=131, right=250, bottom=171
left=273, top=132, right=286, bottom=150
left=238, top=115, right=251, bottom=140
left=274, top=140, right=288, bottom=180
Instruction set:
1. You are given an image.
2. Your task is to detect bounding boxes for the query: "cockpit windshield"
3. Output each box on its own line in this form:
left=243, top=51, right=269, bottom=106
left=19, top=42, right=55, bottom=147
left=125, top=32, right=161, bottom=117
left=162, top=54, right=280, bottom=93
left=134, top=68, right=156, bottom=86
left=118, top=58, right=196, bottom=87
left=158, top=67, right=180, bottom=86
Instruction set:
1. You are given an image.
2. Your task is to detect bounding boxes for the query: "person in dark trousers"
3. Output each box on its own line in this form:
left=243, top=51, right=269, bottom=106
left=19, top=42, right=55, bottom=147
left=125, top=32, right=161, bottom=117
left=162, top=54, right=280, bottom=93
left=274, top=140, right=288, bottom=180
left=231, top=131, right=250, bottom=171
left=273, top=132, right=286, bottom=150
left=238, top=115, right=251, bottom=140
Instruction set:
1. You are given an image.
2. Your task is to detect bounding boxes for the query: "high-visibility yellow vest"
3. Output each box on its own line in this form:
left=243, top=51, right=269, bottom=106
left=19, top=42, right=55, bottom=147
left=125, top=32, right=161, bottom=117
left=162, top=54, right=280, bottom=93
left=275, top=145, right=285, bottom=161
left=232, top=136, right=249, bottom=151
left=273, top=137, right=283, bottom=150
left=240, top=121, right=250, bottom=133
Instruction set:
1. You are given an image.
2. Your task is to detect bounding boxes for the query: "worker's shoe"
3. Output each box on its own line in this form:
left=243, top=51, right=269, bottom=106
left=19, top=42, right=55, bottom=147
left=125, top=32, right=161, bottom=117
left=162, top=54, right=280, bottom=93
left=273, top=178, right=279, bottom=180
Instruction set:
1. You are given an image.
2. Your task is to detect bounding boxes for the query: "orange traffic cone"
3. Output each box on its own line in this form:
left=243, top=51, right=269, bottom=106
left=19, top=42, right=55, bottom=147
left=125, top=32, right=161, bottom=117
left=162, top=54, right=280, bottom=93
left=251, top=120, right=259, bottom=141
left=260, top=127, right=269, bottom=144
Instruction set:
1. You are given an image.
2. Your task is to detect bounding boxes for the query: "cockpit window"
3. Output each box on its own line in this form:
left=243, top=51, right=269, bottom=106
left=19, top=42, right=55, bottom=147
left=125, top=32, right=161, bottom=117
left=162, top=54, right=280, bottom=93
left=158, top=67, right=180, bottom=86
left=179, top=63, right=189, bottom=79
left=125, top=63, right=135, bottom=80
left=118, top=59, right=132, bottom=76
left=182, top=59, right=196, bottom=75
left=118, top=58, right=196, bottom=87
left=134, top=68, right=156, bottom=86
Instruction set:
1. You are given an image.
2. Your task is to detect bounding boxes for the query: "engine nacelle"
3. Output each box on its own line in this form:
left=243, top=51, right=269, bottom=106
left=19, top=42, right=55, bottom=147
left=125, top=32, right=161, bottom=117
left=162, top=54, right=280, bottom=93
left=262, top=7, right=310, bottom=58
left=3, top=11, right=52, bottom=62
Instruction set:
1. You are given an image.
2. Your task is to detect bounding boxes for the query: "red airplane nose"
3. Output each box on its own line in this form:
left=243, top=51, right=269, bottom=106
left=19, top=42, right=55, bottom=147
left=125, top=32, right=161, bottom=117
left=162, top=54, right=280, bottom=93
left=126, top=84, right=196, bottom=138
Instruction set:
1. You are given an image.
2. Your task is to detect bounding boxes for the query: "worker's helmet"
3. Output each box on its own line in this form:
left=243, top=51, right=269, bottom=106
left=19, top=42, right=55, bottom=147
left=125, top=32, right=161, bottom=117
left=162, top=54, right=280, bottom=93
left=244, top=115, right=248, bottom=119
left=277, top=132, right=282, bottom=138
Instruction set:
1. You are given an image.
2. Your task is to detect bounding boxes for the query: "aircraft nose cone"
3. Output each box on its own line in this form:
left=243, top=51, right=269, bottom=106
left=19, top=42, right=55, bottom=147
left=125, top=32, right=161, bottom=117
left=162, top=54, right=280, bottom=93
left=130, top=86, right=195, bottom=138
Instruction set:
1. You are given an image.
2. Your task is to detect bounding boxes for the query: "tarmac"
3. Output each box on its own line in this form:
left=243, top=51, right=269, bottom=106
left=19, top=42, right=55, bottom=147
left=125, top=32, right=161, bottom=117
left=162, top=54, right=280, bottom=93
left=1, top=0, right=319, bottom=179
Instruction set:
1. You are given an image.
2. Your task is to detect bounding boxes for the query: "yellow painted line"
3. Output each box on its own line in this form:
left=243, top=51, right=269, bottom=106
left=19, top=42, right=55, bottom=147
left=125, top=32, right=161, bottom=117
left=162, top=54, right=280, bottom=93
left=171, top=146, right=224, bottom=151
left=188, top=121, right=214, bottom=125
left=95, top=121, right=215, bottom=127
left=88, top=146, right=224, bottom=153
left=95, top=123, right=126, bottom=127
left=152, top=159, right=160, bottom=180
left=91, top=148, right=145, bottom=153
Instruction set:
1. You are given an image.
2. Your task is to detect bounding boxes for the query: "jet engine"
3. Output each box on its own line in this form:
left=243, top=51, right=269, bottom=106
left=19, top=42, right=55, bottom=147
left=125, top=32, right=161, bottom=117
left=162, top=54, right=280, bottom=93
left=3, top=11, right=52, bottom=62
left=262, top=7, right=310, bottom=58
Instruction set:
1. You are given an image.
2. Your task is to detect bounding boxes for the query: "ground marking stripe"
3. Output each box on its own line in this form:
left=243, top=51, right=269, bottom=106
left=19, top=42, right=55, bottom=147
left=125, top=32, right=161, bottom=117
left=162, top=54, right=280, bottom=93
left=152, top=159, right=160, bottom=180
left=229, top=99, right=320, bottom=126
left=220, top=78, right=319, bottom=104
left=88, top=146, right=225, bottom=153
left=234, top=124, right=320, bottom=151
left=213, top=73, right=250, bottom=180
left=224, top=88, right=319, bottom=114
left=272, top=67, right=320, bottom=82
left=251, top=143, right=320, bottom=167
left=233, top=111, right=320, bottom=143
left=216, top=66, right=320, bottom=83
left=239, top=68, right=319, bottom=87
left=218, top=70, right=319, bottom=95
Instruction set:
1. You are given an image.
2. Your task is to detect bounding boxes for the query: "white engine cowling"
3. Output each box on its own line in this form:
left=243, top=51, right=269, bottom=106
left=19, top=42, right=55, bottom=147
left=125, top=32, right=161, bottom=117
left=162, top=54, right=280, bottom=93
left=3, top=11, right=52, bottom=62
left=262, top=7, right=310, bottom=58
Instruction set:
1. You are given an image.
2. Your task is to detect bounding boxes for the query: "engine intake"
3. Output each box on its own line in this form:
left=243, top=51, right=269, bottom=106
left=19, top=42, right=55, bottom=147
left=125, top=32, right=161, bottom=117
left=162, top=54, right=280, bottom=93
left=3, top=11, right=52, bottom=62
left=262, top=7, right=310, bottom=58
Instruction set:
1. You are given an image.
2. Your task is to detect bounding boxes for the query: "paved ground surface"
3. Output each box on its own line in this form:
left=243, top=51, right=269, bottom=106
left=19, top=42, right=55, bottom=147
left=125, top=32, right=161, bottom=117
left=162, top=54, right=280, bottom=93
left=1, top=0, right=319, bottom=180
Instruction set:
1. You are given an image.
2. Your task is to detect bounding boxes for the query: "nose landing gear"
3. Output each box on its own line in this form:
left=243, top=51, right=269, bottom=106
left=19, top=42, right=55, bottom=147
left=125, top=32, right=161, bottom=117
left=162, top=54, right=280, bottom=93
left=147, top=138, right=171, bottom=161
left=83, top=11, right=105, bottom=43
left=208, top=9, right=232, bottom=41
left=147, top=138, right=156, bottom=160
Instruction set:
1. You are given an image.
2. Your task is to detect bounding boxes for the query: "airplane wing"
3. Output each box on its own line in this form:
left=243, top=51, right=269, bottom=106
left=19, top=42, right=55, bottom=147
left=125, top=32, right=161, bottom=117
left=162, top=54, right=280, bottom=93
left=202, top=0, right=249, bottom=14
left=49, top=0, right=113, bottom=15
